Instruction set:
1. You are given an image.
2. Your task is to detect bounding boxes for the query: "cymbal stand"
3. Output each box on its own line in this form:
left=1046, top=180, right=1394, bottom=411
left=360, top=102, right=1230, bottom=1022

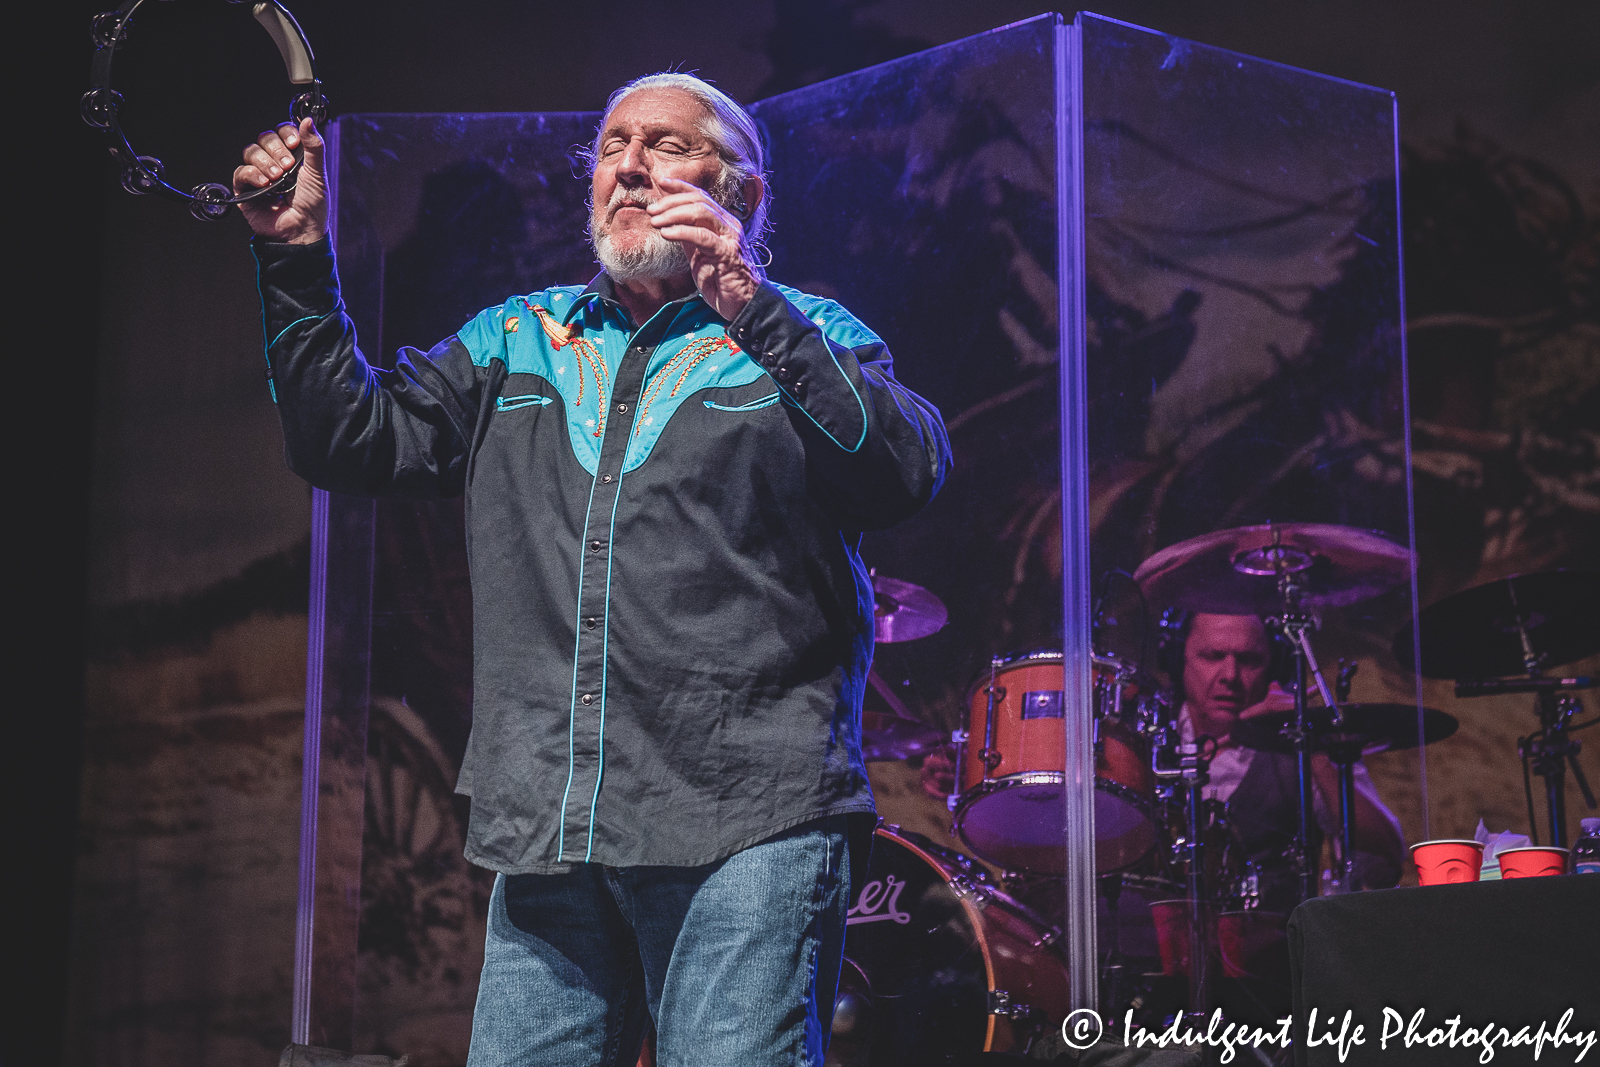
left=1325, top=662, right=1361, bottom=891
left=1267, top=567, right=1343, bottom=905
left=1237, top=528, right=1345, bottom=904
left=1503, top=585, right=1595, bottom=847
left=1322, top=738, right=1365, bottom=892
left=1153, top=726, right=1214, bottom=1015
left=1520, top=693, right=1590, bottom=848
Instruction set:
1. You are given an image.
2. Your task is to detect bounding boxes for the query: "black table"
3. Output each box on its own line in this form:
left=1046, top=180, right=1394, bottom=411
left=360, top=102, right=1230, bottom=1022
left=1289, top=877, right=1600, bottom=1065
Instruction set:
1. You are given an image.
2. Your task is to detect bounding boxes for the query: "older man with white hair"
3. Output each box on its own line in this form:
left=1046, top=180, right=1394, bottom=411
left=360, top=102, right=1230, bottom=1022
left=235, top=73, right=949, bottom=1065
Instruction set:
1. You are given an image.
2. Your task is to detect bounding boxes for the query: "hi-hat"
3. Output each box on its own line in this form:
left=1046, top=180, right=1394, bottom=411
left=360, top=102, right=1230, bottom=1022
left=1232, top=703, right=1458, bottom=756
left=1392, top=570, right=1600, bottom=680
left=873, top=575, right=948, bottom=643
left=1133, top=522, right=1411, bottom=615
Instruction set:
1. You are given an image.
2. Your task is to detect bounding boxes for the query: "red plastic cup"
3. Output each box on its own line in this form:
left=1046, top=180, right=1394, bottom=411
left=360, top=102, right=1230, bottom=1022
left=1217, top=910, right=1290, bottom=985
left=1150, top=900, right=1217, bottom=976
left=1497, top=846, right=1568, bottom=879
left=1411, top=839, right=1484, bottom=885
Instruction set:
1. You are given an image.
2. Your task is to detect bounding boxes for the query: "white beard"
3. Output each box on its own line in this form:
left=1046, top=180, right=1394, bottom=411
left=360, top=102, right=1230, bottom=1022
left=591, top=188, right=689, bottom=282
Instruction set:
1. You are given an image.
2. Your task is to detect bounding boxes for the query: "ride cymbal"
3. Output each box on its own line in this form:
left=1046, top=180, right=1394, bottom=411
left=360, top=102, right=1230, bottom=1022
left=1133, top=523, right=1411, bottom=615
left=1392, top=571, right=1600, bottom=680
left=1231, top=703, right=1458, bottom=755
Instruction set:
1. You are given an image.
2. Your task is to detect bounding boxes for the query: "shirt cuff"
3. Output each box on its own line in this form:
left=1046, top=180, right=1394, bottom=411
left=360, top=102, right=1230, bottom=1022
left=251, top=233, right=341, bottom=313
left=726, top=282, right=822, bottom=400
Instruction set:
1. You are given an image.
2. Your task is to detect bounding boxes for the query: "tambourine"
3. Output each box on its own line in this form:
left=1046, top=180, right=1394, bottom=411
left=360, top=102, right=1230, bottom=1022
left=81, top=1, right=328, bottom=221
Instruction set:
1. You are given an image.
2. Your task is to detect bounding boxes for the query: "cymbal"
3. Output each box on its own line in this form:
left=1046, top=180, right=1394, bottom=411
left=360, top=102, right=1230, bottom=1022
left=1232, top=703, right=1458, bottom=756
left=860, top=710, right=945, bottom=762
left=1133, top=523, right=1411, bottom=615
left=872, top=574, right=948, bottom=643
left=1392, top=570, right=1600, bottom=680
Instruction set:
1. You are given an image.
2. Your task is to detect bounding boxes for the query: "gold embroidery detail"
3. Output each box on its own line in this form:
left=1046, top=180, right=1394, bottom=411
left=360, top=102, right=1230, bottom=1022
left=636, top=336, right=735, bottom=435
left=528, top=302, right=609, bottom=437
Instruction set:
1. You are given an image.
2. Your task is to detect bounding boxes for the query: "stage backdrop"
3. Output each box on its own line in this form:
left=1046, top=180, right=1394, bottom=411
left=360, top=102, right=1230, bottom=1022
left=66, top=7, right=1598, bottom=1067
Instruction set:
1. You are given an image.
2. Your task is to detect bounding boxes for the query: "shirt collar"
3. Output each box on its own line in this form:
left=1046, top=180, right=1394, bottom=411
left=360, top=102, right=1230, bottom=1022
left=560, top=271, right=708, bottom=327
left=561, top=273, right=615, bottom=325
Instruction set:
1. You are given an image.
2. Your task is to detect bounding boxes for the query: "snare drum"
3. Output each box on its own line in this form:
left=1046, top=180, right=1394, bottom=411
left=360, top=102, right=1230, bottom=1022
left=830, top=827, right=1071, bottom=1066
left=953, top=651, right=1156, bottom=873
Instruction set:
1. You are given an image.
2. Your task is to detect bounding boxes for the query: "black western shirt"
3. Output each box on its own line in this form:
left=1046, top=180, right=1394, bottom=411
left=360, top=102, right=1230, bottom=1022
left=253, top=237, right=951, bottom=873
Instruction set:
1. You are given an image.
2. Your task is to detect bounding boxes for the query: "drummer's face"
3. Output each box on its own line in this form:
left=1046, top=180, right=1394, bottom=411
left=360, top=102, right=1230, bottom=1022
left=1184, top=613, right=1272, bottom=737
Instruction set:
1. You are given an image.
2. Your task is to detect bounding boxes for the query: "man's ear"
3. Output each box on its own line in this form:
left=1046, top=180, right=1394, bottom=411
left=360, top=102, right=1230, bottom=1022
left=740, top=175, right=765, bottom=222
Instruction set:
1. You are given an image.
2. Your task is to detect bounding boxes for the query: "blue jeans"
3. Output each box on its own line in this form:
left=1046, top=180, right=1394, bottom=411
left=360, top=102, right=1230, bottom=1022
left=466, top=815, right=852, bottom=1067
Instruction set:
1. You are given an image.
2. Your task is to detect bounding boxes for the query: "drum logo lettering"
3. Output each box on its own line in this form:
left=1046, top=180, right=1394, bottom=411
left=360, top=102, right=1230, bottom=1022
left=847, top=874, right=912, bottom=925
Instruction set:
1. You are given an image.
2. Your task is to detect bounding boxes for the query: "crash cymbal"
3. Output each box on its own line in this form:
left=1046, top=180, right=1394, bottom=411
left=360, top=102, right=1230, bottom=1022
left=872, top=574, right=948, bottom=643
left=1232, top=703, right=1458, bottom=756
left=860, top=710, right=945, bottom=762
left=1392, top=571, right=1600, bottom=680
left=1133, top=523, right=1411, bottom=615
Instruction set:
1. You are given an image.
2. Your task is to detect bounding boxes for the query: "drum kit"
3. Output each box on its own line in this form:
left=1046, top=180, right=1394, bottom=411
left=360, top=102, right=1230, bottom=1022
left=842, top=525, right=1596, bottom=1061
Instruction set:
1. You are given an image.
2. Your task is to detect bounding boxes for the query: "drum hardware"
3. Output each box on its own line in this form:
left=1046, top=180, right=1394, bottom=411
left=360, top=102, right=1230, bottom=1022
left=1235, top=861, right=1262, bottom=911
left=948, top=873, right=993, bottom=908
left=1150, top=724, right=1216, bottom=1014
left=1516, top=695, right=1596, bottom=848
left=1271, top=609, right=1328, bottom=904
left=1254, top=525, right=1364, bottom=903
left=1455, top=675, right=1595, bottom=696
left=1135, top=522, right=1414, bottom=910
left=986, top=990, right=1032, bottom=1019
left=947, top=729, right=968, bottom=812
left=1233, top=702, right=1460, bottom=892
left=980, top=658, right=1004, bottom=773
left=1395, top=570, right=1600, bottom=848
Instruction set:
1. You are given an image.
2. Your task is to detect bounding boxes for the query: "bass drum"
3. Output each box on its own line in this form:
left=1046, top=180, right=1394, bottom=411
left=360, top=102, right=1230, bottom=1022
left=828, top=827, right=1070, bottom=1067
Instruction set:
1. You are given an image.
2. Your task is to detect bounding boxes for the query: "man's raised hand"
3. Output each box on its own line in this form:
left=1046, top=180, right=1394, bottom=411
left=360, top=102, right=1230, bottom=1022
left=232, top=117, right=327, bottom=245
left=647, top=175, right=761, bottom=321
left=1238, top=681, right=1299, bottom=720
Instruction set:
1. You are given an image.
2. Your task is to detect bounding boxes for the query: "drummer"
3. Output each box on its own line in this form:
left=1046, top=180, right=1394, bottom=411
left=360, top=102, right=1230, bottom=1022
left=1176, top=612, right=1405, bottom=908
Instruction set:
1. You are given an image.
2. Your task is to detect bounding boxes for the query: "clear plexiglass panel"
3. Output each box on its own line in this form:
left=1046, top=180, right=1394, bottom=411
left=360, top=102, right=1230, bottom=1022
left=1074, top=11, right=1414, bottom=1024
left=303, top=10, right=1414, bottom=1057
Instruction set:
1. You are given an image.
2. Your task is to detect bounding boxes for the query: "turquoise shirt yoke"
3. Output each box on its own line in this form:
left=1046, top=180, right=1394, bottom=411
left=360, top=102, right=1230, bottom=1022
left=456, top=283, right=883, bottom=477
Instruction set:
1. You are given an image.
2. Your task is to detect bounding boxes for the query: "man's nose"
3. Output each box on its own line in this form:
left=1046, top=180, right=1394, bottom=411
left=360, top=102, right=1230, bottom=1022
left=617, top=140, right=650, bottom=184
